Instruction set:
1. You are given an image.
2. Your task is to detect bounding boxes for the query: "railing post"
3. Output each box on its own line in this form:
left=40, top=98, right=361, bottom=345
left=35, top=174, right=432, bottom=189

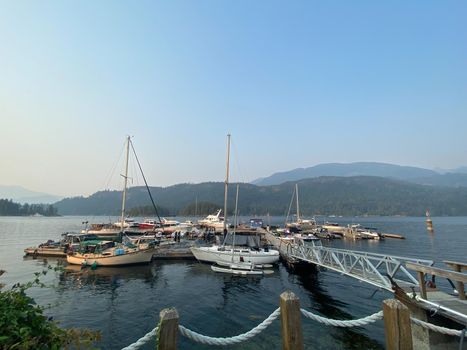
left=452, top=264, right=466, bottom=300
left=383, top=299, right=413, bottom=350
left=280, top=291, right=303, bottom=350
left=416, top=271, right=427, bottom=299
left=158, top=307, right=179, bottom=350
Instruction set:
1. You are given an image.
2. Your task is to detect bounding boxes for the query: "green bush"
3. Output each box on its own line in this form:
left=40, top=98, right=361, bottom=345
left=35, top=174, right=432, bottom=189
left=0, top=269, right=100, bottom=350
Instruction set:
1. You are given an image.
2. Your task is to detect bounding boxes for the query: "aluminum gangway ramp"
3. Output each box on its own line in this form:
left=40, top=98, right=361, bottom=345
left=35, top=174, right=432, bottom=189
left=285, top=243, right=433, bottom=292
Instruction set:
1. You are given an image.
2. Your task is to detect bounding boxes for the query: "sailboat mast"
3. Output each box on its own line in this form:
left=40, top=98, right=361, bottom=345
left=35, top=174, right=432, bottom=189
left=231, top=184, right=239, bottom=262
left=120, top=136, right=130, bottom=231
left=223, top=134, right=231, bottom=233
left=296, top=183, right=300, bottom=223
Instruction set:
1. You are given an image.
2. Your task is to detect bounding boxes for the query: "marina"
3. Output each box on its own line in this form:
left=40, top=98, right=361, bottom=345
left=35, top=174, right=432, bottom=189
left=1, top=215, right=466, bottom=349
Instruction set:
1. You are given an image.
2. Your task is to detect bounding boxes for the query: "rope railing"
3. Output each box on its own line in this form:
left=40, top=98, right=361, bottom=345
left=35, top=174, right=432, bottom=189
left=410, top=317, right=467, bottom=338
left=178, top=307, right=280, bottom=346
left=300, top=309, right=383, bottom=327
left=121, top=327, right=158, bottom=350
left=121, top=301, right=467, bottom=349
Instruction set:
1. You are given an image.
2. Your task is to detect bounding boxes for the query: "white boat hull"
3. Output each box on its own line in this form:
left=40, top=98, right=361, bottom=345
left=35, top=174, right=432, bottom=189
left=191, top=246, right=279, bottom=265
left=66, top=248, right=155, bottom=266
left=211, top=265, right=265, bottom=275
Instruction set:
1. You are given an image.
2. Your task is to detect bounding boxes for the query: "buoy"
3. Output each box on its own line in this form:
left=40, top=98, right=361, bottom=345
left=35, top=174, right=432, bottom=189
left=425, top=210, right=434, bottom=232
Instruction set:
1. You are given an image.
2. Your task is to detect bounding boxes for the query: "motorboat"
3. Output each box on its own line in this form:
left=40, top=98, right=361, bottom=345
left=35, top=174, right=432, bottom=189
left=197, top=209, right=226, bottom=231
left=24, top=232, right=101, bottom=257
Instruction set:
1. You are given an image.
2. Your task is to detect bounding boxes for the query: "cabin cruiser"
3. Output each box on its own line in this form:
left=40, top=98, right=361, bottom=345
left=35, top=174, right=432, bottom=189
left=197, top=209, right=227, bottom=232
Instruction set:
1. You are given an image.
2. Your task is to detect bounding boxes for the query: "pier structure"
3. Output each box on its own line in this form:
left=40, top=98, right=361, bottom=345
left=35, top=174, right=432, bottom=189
left=265, top=232, right=467, bottom=349
left=265, top=232, right=433, bottom=291
left=122, top=291, right=467, bottom=350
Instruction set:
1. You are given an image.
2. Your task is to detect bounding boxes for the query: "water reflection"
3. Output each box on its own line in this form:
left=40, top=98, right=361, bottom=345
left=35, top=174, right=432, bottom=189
left=292, top=268, right=384, bottom=349
left=58, top=263, right=158, bottom=291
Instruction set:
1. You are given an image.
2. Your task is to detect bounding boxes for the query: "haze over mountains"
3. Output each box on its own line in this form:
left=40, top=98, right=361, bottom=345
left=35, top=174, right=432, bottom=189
left=3, top=162, right=467, bottom=216
left=0, top=185, right=63, bottom=204
left=252, top=162, right=467, bottom=187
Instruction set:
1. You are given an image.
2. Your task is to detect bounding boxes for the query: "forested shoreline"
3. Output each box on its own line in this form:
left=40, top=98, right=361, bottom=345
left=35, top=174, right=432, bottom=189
left=0, top=199, right=58, bottom=216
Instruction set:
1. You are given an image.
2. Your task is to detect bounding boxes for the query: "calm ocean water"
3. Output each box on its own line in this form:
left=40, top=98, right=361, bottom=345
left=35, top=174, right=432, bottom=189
left=0, top=215, right=466, bottom=349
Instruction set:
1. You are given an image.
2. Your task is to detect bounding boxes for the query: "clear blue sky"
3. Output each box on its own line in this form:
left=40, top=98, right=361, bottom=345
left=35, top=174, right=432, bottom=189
left=1, top=1, right=466, bottom=196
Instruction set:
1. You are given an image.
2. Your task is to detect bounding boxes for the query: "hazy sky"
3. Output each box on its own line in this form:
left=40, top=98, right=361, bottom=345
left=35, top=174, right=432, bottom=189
left=1, top=1, right=466, bottom=197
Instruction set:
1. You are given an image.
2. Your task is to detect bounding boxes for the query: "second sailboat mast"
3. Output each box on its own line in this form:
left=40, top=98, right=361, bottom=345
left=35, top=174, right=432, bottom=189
left=223, top=134, right=231, bottom=233
left=120, top=136, right=130, bottom=231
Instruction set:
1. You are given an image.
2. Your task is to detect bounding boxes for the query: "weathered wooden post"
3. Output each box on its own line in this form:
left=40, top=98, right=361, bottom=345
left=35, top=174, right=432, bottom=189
left=452, top=264, right=466, bottom=300
left=416, top=271, right=427, bottom=299
left=158, top=308, right=179, bottom=350
left=280, top=291, right=303, bottom=350
left=383, top=299, right=413, bottom=350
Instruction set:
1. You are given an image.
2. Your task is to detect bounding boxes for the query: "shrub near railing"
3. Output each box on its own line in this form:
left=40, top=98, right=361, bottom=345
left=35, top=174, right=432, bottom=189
left=0, top=268, right=100, bottom=350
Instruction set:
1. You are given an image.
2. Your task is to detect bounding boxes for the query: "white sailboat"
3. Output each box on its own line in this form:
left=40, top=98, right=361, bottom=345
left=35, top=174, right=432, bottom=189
left=67, top=136, right=157, bottom=267
left=285, top=184, right=316, bottom=232
left=191, top=134, right=280, bottom=265
left=210, top=185, right=275, bottom=275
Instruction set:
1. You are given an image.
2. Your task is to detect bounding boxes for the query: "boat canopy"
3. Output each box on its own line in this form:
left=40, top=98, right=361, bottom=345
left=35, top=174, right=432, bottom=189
left=223, top=234, right=260, bottom=248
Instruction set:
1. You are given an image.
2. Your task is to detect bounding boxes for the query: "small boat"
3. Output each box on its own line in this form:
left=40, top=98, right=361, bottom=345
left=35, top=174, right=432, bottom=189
left=138, top=219, right=159, bottom=230
left=211, top=263, right=273, bottom=275
left=24, top=233, right=101, bottom=257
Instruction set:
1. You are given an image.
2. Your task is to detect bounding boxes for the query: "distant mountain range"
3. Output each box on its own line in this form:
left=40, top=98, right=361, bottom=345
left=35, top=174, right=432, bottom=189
left=54, top=176, right=467, bottom=217
left=252, top=162, right=467, bottom=187
left=0, top=185, right=63, bottom=204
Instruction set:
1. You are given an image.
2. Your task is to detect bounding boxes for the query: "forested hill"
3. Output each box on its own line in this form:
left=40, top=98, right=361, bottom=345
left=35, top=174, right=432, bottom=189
left=54, top=176, right=467, bottom=217
left=0, top=199, right=58, bottom=216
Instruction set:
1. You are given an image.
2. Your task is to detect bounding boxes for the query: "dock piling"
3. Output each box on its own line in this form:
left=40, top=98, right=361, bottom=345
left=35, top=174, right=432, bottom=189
left=158, top=308, right=179, bottom=350
left=383, top=299, right=413, bottom=350
left=280, top=291, right=304, bottom=350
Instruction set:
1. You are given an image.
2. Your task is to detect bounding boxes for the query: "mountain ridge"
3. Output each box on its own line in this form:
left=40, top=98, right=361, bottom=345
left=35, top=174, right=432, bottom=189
left=53, top=176, right=467, bottom=217
left=252, top=162, right=467, bottom=187
left=0, top=185, right=63, bottom=204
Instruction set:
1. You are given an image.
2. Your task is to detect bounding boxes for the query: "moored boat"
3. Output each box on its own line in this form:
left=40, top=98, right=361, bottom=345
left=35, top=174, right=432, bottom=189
left=24, top=232, right=101, bottom=257
left=66, top=240, right=156, bottom=266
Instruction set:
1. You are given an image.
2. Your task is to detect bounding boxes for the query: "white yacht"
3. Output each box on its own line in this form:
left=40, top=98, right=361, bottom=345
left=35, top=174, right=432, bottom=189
left=197, top=209, right=226, bottom=232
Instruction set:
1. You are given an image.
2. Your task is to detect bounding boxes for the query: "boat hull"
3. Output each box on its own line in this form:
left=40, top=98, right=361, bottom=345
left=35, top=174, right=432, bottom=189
left=66, top=248, right=155, bottom=266
left=24, top=247, right=66, bottom=257
left=190, top=246, right=279, bottom=265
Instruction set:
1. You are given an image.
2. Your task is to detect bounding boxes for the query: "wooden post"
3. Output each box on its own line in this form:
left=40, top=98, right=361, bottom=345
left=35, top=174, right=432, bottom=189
left=416, top=271, right=427, bottom=299
left=158, top=308, right=179, bottom=350
left=452, top=264, right=466, bottom=300
left=383, top=299, right=413, bottom=350
left=280, top=291, right=303, bottom=350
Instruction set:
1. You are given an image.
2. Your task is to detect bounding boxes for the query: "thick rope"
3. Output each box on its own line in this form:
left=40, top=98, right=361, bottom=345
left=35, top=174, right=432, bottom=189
left=178, top=308, right=280, bottom=346
left=121, top=307, right=467, bottom=349
left=411, top=318, right=467, bottom=338
left=121, top=327, right=158, bottom=350
left=300, top=309, right=383, bottom=327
